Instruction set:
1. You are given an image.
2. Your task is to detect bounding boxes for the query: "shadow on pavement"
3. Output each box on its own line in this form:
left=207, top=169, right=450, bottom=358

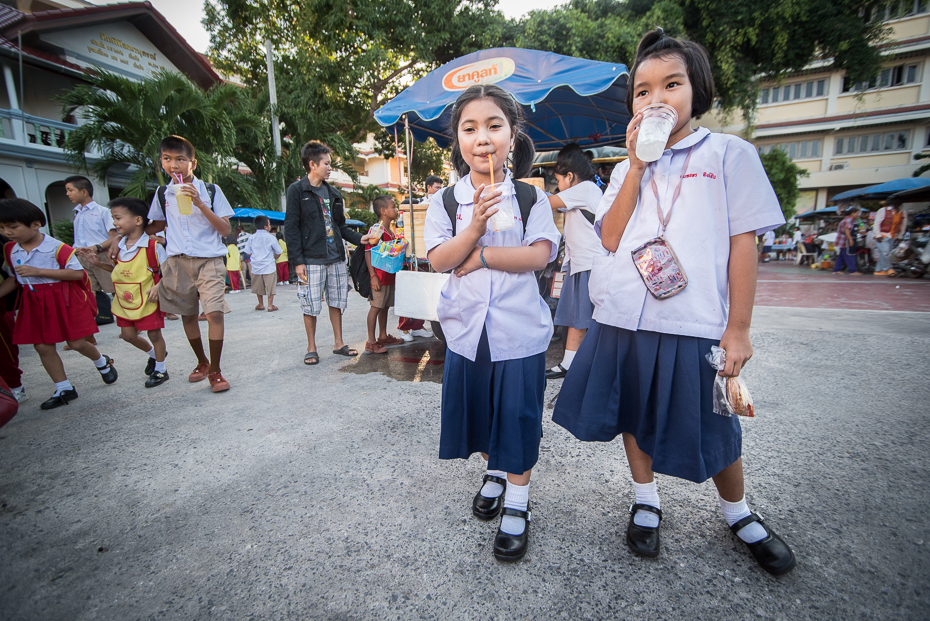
left=341, top=338, right=447, bottom=383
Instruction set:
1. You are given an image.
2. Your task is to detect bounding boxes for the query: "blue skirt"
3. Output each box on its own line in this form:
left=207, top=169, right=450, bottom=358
left=551, top=323, right=741, bottom=483
left=553, top=270, right=595, bottom=330
left=440, top=328, right=546, bottom=474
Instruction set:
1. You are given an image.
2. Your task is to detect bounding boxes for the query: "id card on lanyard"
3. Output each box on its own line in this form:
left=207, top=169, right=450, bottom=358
left=631, top=147, right=694, bottom=300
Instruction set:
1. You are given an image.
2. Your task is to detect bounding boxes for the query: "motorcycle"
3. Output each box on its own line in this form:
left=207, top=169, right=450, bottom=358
left=890, top=234, right=930, bottom=278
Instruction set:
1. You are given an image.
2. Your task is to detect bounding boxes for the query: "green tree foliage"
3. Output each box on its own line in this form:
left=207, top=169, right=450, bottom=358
left=347, top=207, right=378, bottom=227
left=58, top=69, right=270, bottom=206
left=760, top=148, right=809, bottom=221
left=513, top=0, right=887, bottom=122
left=346, top=184, right=386, bottom=211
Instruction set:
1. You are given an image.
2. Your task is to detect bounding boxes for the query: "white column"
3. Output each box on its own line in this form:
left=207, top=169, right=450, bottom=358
left=2, top=62, right=20, bottom=141
left=826, top=73, right=841, bottom=115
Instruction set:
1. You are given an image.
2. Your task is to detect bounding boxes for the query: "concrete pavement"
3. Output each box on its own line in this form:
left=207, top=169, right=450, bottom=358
left=1, top=269, right=928, bottom=620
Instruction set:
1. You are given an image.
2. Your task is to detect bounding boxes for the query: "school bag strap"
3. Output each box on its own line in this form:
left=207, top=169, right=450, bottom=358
left=2, top=241, right=14, bottom=277
left=156, top=183, right=217, bottom=231
left=145, top=239, right=161, bottom=284
left=54, top=242, right=96, bottom=311
left=442, top=180, right=537, bottom=238
left=579, top=209, right=597, bottom=226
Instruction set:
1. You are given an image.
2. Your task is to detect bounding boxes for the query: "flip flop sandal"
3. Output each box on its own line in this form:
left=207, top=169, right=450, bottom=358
left=332, top=345, right=358, bottom=357
left=303, top=351, right=319, bottom=365
left=267, top=306, right=279, bottom=312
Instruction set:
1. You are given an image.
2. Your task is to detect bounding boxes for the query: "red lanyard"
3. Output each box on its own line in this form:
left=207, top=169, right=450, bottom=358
left=649, top=147, right=694, bottom=235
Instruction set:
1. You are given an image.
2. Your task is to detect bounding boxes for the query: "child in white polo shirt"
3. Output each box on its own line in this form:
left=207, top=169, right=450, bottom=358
left=145, top=135, right=234, bottom=393
left=244, top=215, right=282, bottom=312
left=553, top=30, right=794, bottom=576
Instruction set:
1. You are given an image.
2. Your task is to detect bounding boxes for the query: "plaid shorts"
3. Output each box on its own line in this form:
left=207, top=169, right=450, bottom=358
left=298, top=262, right=349, bottom=316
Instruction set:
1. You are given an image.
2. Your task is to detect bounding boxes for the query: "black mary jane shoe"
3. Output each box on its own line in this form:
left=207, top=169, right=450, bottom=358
left=40, top=388, right=78, bottom=410
left=472, top=474, right=507, bottom=520
left=493, top=504, right=531, bottom=562
left=545, top=364, right=568, bottom=380
left=626, top=503, right=662, bottom=558
left=145, top=371, right=170, bottom=388
left=731, top=512, right=797, bottom=576
left=99, top=356, right=118, bottom=385
left=144, top=357, right=156, bottom=376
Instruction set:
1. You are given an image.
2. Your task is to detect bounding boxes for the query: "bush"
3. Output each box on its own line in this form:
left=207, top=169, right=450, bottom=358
left=347, top=208, right=376, bottom=227
left=51, top=219, right=74, bottom=246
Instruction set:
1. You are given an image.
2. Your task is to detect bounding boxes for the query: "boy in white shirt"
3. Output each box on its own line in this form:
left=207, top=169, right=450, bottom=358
left=144, top=135, right=234, bottom=393
left=67, top=175, right=117, bottom=296
left=244, top=215, right=282, bottom=311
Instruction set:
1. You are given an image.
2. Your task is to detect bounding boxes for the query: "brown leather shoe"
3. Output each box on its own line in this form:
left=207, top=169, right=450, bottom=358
left=208, top=371, right=230, bottom=392
left=365, top=341, right=388, bottom=354
left=376, top=334, right=404, bottom=346
left=188, top=362, right=210, bottom=383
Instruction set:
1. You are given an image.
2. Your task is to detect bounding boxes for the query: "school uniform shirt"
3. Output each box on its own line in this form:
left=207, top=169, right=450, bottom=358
left=226, top=245, right=241, bottom=271
left=424, top=169, right=561, bottom=363
left=72, top=201, right=115, bottom=248
left=276, top=239, right=288, bottom=263
left=244, top=229, right=282, bottom=275
left=591, top=126, right=785, bottom=341
left=116, top=233, right=168, bottom=264
left=556, top=180, right=608, bottom=275
left=763, top=230, right=775, bottom=247
left=147, top=177, right=234, bottom=259
left=7, top=234, right=82, bottom=285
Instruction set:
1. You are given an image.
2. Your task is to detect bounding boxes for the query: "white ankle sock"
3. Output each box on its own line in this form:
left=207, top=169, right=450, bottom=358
left=146, top=348, right=156, bottom=359
left=632, top=480, right=661, bottom=528
left=719, top=495, right=767, bottom=543
left=560, top=349, right=577, bottom=370
left=154, top=360, right=166, bottom=373
left=53, top=380, right=72, bottom=396
left=500, top=481, right=529, bottom=536
left=93, top=356, right=107, bottom=370
left=481, top=469, right=506, bottom=498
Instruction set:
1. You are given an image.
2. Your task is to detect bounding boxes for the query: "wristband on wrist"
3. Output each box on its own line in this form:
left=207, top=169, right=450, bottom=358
left=95, top=244, right=103, bottom=253
left=479, top=245, right=489, bottom=269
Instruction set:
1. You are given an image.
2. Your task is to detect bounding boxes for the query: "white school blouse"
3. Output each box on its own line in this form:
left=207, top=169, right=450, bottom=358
left=424, top=170, right=561, bottom=363
left=555, top=180, right=608, bottom=275
left=244, top=229, right=282, bottom=275
left=117, top=233, right=168, bottom=264
left=147, top=177, right=234, bottom=259
left=7, top=235, right=82, bottom=285
left=72, top=201, right=115, bottom=248
left=591, top=127, right=785, bottom=341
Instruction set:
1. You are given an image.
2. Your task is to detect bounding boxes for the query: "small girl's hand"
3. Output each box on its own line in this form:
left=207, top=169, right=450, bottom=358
left=146, top=284, right=159, bottom=304
left=13, top=264, right=39, bottom=277
left=454, top=245, right=484, bottom=278
left=470, top=184, right=500, bottom=233
left=625, top=111, right=646, bottom=172
left=718, top=328, right=753, bottom=377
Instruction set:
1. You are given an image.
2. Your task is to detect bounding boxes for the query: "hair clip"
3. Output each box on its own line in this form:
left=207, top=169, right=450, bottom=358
left=656, top=27, right=665, bottom=35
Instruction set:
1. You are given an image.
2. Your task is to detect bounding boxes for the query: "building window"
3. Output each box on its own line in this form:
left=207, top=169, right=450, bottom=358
left=835, top=130, right=910, bottom=155
left=759, top=78, right=828, bottom=105
left=760, top=139, right=823, bottom=159
left=835, top=138, right=845, bottom=155
left=760, top=89, right=769, bottom=104
left=843, top=62, right=921, bottom=92
left=877, top=0, right=929, bottom=19
left=771, top=86, right=779, bottom=102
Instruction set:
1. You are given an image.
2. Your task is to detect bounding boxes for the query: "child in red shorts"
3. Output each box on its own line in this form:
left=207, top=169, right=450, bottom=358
left=82, top=198, right=168, bottom=388
left=0, top=199, right=118, bottom=410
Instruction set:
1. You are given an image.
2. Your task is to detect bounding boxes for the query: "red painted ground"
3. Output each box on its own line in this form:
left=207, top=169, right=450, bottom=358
left=755, top=262, right=930, bottom=312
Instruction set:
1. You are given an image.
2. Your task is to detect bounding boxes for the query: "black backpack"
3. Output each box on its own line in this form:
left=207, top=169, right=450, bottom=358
left=348, top=244, right=372, bottom=298
left=442, top=180, right=538, bottom=236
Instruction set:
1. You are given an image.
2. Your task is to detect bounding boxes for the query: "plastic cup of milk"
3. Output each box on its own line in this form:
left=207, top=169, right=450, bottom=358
left=635, top=104, right=679, bottom=162
left=482, top=183, right=514, bottom=232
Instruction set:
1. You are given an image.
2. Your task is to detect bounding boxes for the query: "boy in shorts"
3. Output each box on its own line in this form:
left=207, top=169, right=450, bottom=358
left=145, top=135, right=234, bottom=392
left=244, top=215, right=282, bottom=311
left=364, top=195, right=403, bottom=354
left=284, top=140, right=364, bottom=366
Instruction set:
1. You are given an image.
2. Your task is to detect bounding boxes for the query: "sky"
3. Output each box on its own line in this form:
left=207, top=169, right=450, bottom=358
left=94, top=0, right=568, bottom=54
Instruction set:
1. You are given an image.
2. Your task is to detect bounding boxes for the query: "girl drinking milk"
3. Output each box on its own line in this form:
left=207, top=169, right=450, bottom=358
left=553, top=30, right=796, bottom=575
left=424, top=84, right=560, bottom=562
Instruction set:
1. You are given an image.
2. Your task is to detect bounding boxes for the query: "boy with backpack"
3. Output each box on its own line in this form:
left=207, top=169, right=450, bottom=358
left=364, top=196, right=402, bottom=354
left=145, top=135, right=234, bottom=392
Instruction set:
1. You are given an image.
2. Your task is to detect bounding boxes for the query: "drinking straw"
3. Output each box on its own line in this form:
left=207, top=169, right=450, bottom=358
left=488, top=154, right=494, bottom=187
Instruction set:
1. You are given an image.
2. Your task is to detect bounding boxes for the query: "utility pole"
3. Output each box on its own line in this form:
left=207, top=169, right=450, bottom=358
left=265, top=40, right=285, bottom=211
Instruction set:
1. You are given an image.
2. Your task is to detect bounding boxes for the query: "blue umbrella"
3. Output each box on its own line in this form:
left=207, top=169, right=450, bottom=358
left=831, top=177, right=930, bottom=202
left=232, top=208, right=285, bottom=222
left=374, top=48, right=630, bottom=151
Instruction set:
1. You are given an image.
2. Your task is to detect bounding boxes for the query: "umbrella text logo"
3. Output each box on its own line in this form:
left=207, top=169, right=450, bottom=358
left=442, top=58, right=516, bottom=91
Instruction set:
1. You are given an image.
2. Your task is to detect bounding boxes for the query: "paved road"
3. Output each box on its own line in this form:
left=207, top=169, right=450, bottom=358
left=1, top=267, right=928, bottom=620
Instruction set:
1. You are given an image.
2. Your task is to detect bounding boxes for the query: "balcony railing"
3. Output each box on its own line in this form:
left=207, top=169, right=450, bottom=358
left=0, top=108, right=80, bottom=150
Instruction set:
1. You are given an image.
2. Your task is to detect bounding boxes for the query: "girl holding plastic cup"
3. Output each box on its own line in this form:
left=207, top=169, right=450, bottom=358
left=423, top=84, right=560, bottom=562
left=552, top=29, right=796, bottom=575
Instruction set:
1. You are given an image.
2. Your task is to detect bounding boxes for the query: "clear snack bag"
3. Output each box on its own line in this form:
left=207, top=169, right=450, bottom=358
left=705, top=346, right=755, bottom=418
left=631, top=237, right=688, bottom=299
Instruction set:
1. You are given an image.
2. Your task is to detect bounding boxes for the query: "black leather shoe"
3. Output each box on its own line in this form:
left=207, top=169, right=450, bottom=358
left=472, top=474, right=507, bottom=520
left=145, top=371, right=169, bottom=388
left=98, top=355, right=118, bottom=384
left=144, top=357, right=156, bottom=376
left=731, top=513, right=797, bottom=576
left=545, top=364, right=567, bottom=380
left=40, top=388, right=78, bottom=410
left=626, top=503, right=662, bottom=558
left=493, top=504, right=531, bottom=562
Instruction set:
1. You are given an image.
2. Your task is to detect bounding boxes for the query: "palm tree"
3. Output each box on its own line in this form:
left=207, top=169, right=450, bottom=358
left=58, top=69, right=269, bottom=204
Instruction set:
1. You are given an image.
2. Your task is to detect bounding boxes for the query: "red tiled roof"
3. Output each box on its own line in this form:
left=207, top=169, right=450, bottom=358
left=0, top=4, right=24, bottom=31
left=756, top=103, right=930, bottom=130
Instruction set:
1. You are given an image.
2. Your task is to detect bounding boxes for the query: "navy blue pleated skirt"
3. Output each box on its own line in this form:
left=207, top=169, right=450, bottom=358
left=440, top=328, right=546, bottom=474
left=552, top=323, right=741, bottom=483
left=554, top=269, right=595, bottom=330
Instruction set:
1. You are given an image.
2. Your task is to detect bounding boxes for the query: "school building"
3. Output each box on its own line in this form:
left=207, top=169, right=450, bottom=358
left=0, top=0, right=221, bottom=227
left=705, top=2, right=930, bottom=214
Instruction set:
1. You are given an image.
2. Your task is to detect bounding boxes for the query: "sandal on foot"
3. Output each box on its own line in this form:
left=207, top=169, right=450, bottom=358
left=303, top=352, right=319, bottom=365
left=255, top=305, right=265, bottom=311
left=472, top=474, right=507, bottom=520
left=376, top=334, right=404, bottom=346
left=332, top=345, right=358, bottom=356
left=731, top=513, right=797, bottom=576
left=364, top=341, right=387, bottom=354
left=626, top=503, right=662, bottom=558
left=267, top=305, right=279, bottom=312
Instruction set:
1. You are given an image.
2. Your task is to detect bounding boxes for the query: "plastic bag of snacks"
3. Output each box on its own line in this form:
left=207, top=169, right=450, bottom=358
left=705, top=346, right=755, bottom=418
